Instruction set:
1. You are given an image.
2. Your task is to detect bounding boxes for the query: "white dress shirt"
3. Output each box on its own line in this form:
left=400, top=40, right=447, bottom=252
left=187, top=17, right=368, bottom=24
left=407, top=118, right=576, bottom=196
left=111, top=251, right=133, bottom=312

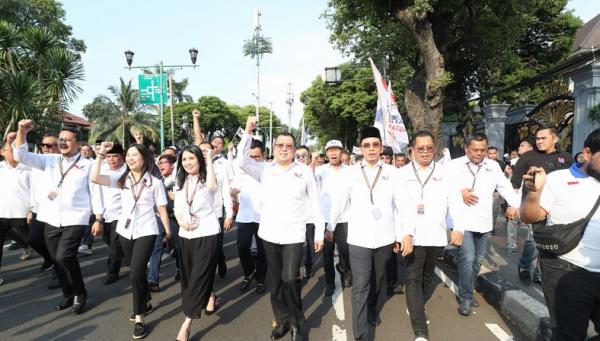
left=329, top=160, right=402, bottom=249
left=0, top=161, right=31, bottom=219
left=212, top=156, right=234, bottom=220
left=315, top=163, right=348, bottom=224
left=108, top=172, right=167, bottom=240
left=13, top=143, right=103, bottom=227
left=540, top=165, right=600, bottom=272
left=100, top=163, right=127, bottom=223
left=446, top=156, right=521, bottom=233
left=236, top=133, right=324, bottom=244
left=397, top=161, right=449, bottom=247
left=174, top=175, right=221, bottom=239
left=232, top=166, right=262, bottom=223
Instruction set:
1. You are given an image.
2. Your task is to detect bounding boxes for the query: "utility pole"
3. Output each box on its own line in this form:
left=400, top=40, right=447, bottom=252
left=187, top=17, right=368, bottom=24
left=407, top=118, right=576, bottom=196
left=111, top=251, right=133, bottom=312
left=168, top=72, right=175, bottom=147
left=286, top=83, right=293, bottom=132
left=269, top=102, right=274, bottom=157
left=255, top=9, right=262, bottom=123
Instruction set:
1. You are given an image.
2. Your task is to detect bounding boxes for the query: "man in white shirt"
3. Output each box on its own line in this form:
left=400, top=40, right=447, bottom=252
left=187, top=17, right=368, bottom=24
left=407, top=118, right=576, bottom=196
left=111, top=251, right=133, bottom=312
left=237, top=116, right=323, bottom=341
left=100, top=143, right=127, bottom=285
left=329, top=127, right=407, bottom=341
left=317, top=139, right=351, bottom=296
left=397, top=131, right=450, bottom=341
left=446, top=133, right=520, bottom=317
left=232, top=139, right=267, bottom=293
left=13, top=120, right=104, bottom=314
left=295, top=145, right=317, bottom=279
left=520, top=128, right=600, bottom=340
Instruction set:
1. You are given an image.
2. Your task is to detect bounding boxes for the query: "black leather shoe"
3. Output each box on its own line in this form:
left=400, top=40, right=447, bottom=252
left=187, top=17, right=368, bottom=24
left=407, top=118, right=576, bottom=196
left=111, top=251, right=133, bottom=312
left=290, top=326, right=303, bottom=341
left=518, top=265, right=532, bottom=286
left=103, top=273, right=119, bottom=285
left=471, top=298, right=479, bottom=307
left=367, top=311, right=381, bottom=326
left=70, top=293, right=86, bottom=314
left=270, top=323, right=290, bottom=340
left=458, top=300, right=471, bottom=316
left=256, top=282, right=266, bottom=294
left=239, top=273, right=255, bottom=291
left=148, top=282, right=161, bottom=292
left=133, top=322, right=146, bottom=339
left=47, top=278, right=61, bottom=290
left=325, top=284, right=335, bottom=297
left=54, top=297, right=74, bottom=311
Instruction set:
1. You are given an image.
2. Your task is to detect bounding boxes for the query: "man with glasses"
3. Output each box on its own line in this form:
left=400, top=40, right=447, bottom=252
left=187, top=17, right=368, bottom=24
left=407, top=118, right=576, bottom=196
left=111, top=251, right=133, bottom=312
left=12, top=120, right=104, bottom=314
left=295, top=145, right=317, bottom=279
left=237, top=116, right=323, bottom=341
left=329, top=127, right=406, bottom=341
left=446, top=133, right=520, bottom=317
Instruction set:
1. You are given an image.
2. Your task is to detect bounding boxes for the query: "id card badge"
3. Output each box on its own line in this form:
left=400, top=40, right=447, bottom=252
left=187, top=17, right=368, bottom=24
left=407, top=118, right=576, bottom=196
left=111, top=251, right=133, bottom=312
left=47, top=190, right=58, bottom=201
left=417, top=203, right=425, bottom=215
left=371, top=206, right=382, bottom=221
left=123, top=211, right=133, bottom=229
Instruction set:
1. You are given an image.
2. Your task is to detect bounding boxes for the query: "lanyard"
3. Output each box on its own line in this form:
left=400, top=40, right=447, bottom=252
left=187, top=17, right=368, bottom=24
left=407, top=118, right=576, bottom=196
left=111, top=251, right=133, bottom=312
left=361, top=165, right=383, bottom=205
left=57, top=155, right=81, bottom=188
left=466, top=163, right=483, bottom=189
left=411, top=162, right=436, bottom=200
left=185, top=175, right=200, bottom=215
left=128, top=172, right=147, bottom=216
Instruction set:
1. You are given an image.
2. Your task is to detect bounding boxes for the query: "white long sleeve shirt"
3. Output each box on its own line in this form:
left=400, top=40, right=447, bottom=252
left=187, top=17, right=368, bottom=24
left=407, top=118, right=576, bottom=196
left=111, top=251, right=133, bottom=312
left=329, top=160, right=403, bottom=249
left=13, top=143, right=103, bottom=227
left=212, top=156, right=234, bottom=220
left=0, top=161, right=31, bottom=219
left=174, top=175, right=221, bottom=239
left=315, top=163, right=348, bottom=224
left=236, top=133, right=324, bottom=244
left=232, top=166, right=262, bottom=223
left=397, top=162, right=449, bottom=247
left=100, top=163, right=127, bottom=223
left=446, top=156, right=521, bottom=233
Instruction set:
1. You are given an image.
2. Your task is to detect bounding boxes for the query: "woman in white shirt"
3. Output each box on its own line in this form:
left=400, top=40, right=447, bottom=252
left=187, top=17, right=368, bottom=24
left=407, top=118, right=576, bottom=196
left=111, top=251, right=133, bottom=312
left=173, top=144, right=219, bottom=341
left=91, top=143, right=171, bottom=340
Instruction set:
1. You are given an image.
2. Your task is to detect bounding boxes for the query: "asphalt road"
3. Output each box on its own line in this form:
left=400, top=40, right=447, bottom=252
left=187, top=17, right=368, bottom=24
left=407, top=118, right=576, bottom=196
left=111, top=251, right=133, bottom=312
left=0, top=228, right=521, bottom=341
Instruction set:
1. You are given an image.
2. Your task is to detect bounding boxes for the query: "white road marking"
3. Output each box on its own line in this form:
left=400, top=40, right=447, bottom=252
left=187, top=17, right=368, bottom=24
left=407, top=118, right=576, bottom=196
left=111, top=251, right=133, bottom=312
left=485, top=323, right=513, bottom=341
left=434, top=266, right=458, bottom=295
left=331, top=250, right=347, bottom=341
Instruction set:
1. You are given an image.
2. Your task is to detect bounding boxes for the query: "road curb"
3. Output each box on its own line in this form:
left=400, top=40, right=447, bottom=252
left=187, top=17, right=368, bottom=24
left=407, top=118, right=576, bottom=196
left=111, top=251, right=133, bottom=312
left=441, top=247, right=551, bottom=341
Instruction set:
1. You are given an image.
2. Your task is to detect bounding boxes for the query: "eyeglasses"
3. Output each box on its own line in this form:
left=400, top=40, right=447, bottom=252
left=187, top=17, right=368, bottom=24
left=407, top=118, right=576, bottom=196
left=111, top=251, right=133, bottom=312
left=361, top=142, right=381, bottom=149
left=40, top=143, right=57, bottom=148
left=275, top=143, right=294, bottom=150
left=415, top=146, right=434, bottom=153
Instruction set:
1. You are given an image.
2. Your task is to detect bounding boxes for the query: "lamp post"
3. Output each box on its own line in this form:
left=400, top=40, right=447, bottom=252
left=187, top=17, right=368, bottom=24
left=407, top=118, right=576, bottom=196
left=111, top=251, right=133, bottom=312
left=124, top=48, right=199, bottom=151
left=286, top=83, right=293, bottom=132
left=269, top=102, right=274, bottom=157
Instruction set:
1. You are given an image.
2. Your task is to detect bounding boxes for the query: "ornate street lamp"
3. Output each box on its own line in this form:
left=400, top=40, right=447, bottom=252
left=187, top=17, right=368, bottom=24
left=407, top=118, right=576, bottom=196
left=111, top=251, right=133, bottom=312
left=189, top=48, right=198, bottom=66
left=124, top=50, right=135, bottom=69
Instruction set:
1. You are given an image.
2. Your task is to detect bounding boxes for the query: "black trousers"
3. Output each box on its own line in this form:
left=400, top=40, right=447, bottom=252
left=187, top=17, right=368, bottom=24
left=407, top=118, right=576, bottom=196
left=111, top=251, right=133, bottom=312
left=323, top=223, right=350, bottom=286
left=4, top=218, right=29, bottom=249
left=179, top=234, right=219, bottom=318
left=304, top=223, right=315, bottom=273
left=263, top=240, right=304, bottom=329
left=540, top=255, right=600, bottom=341
left=236, top=222, right=267, bottom=283
left=349, top=243, right=393, bottom=340
left=102, top=221, right=123, bottom=275
left=216, top=217, right=226, bottom=272
left=119, top=235, right=156, bottom=315
left=0, top=218, right=28, bottom=270
left=45, top=224, right=87, bottom=298
left=405, top=246, right=443, bottom=337
left=28, top=213, right=51, bottom=262
left=80, top=215, right=95, bottom=248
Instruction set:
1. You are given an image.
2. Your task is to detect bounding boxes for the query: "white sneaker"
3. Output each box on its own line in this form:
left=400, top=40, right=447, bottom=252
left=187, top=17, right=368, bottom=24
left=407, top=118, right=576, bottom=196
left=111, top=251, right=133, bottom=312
left=415, top=337, right=428, bottom=341
left=406, top=308, right=430, bottom=324
left=78, top=245, right=92, bottom=255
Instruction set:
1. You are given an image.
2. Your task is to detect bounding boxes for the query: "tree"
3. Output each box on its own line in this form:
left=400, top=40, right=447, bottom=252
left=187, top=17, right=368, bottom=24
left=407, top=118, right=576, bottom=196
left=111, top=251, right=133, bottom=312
left=325, top=0, right=581, bottom=149
left=301, top=64, right=377, bottom=149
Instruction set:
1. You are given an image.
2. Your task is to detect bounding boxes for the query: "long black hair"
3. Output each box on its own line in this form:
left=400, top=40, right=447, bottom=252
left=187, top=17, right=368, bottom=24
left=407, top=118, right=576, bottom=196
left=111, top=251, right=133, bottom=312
left=176, top=144, right=207, bottom=190
left=118, top=144, right=155, bottom=189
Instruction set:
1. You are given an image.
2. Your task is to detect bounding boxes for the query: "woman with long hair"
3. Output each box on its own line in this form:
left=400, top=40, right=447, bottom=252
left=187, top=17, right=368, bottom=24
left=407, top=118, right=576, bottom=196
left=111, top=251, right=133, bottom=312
left=173, top=144, right=219, bottom=341
left=91, top=142, right=171, bottom=340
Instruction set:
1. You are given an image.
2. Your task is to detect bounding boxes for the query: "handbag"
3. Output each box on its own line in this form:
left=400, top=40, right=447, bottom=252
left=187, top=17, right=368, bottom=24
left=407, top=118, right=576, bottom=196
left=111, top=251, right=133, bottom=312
left=533, top=195, right=600, bottom=256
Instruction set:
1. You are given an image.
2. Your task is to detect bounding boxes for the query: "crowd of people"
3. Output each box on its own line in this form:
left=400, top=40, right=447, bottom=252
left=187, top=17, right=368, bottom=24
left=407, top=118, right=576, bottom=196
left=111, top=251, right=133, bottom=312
left=0, top=111, right=598, bottom=341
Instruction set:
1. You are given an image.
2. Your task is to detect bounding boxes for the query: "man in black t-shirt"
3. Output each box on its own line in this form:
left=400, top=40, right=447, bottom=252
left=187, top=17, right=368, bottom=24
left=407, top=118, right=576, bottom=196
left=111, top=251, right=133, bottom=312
left=511, top=127, right=573, bottom=285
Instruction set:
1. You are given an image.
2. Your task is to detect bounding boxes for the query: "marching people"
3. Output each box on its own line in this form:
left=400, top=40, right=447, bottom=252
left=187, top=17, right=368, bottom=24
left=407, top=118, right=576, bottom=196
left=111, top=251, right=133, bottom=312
left=232, top=139, right=268, bottom=293
left=295, top=144, right=317, bottom=279
left=316, top=139, right=352, bottom=296
left=397, top=131, right=450, bottom=341
left=91, top=142, right=172, bottom=339
left=505, top=139, right=534, bottom=253
left=13, top=119, right=104, bottom=314
left=237, top=116, right=324, bottom=341
left=157, top=154, right=181, bottom=282
left=395, top=152, right=407, bottom=168
left=520, top=128, right=600, bottom=340
left=172, top=144, right=220, bottom=341
left=329, top=127, right=406, bottom=341
left=446, top=132, right=521, bottom=317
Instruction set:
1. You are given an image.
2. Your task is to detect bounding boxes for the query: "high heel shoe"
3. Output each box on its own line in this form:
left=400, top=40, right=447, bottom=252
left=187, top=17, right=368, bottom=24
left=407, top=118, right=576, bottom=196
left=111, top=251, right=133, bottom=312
left=204, top=294, right=219, bottom=315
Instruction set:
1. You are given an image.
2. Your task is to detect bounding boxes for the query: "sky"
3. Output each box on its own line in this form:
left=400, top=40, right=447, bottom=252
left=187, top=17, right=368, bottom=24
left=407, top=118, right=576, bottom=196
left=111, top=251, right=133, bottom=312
left=61, top=0, right=600, bottom=129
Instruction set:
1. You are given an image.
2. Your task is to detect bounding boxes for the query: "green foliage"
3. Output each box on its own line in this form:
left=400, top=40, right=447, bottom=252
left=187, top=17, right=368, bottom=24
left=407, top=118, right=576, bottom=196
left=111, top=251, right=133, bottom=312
left=243, top=35, right=273, bottom=59
left=587, top=104, right=600, bottom=123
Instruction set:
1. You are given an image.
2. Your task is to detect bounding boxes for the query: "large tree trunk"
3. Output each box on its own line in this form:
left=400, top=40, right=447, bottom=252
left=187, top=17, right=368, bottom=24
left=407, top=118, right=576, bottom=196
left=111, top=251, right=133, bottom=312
left=396, top=8, right=446, bottom=154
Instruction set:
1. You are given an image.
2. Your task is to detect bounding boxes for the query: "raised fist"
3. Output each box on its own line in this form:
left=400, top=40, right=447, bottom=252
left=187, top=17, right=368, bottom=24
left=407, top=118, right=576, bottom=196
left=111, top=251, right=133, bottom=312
left=6, top=132, right=17, bottom=144
left=18, top=119, right=34, bottom=133
left=245, top=116, right=257, bottom=133
left=192, top=109, right=201, bottom=118
left=99, top=141, right=114, bottom=155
